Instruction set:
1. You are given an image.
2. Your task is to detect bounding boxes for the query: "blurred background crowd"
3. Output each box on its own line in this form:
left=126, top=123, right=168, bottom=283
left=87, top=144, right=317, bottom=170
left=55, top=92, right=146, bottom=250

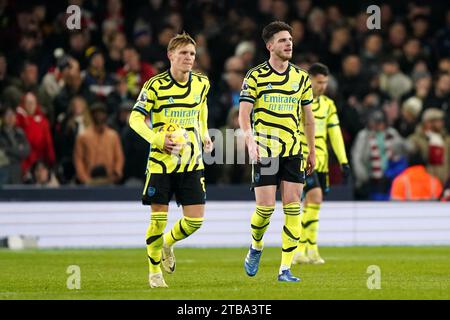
left=0, top=0, right=449, bottom=200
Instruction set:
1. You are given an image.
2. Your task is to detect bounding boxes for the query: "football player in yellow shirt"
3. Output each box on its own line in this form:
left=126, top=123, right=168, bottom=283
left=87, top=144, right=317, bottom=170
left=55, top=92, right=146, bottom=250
left=129, top=32, right=213, bottom=288
left=294, top=63, right=350, bottom=265
left=239, top=21, right=316, bottom=282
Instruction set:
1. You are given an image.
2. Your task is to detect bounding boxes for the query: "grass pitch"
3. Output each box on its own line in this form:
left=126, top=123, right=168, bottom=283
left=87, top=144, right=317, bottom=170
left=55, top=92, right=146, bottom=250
left=0, top=246, right=449, bottom=300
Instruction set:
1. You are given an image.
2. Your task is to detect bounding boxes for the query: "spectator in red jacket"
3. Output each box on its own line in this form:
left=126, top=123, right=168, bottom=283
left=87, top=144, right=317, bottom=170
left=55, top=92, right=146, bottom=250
left=15, top=92, right=55, bottom=176
left=116, top=46, right=156, bottom=98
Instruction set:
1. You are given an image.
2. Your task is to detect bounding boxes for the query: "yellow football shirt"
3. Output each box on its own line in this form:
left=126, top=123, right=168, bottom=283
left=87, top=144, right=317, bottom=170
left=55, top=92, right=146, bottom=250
left=299, top=95, right=348, bottom=172
left=130, top=70, right=210, bottom=174
left=239, top=61, right=313, bottom=158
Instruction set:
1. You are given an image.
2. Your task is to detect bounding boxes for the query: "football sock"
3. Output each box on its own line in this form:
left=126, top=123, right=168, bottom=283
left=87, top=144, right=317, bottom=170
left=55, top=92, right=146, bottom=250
left=302, top=203, right=321, bottom=253
left=281, top=202, right=301, bottom=268
left=163, top=216, right=204, bottom=247
left=146, top=212, right=167, bottom=274
left=250, top=205, right=275, bottom=250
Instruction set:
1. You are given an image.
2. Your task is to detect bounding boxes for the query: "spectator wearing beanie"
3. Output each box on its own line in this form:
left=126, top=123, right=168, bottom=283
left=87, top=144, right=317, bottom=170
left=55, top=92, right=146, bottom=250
left=408, top=108, right=450, bottom=184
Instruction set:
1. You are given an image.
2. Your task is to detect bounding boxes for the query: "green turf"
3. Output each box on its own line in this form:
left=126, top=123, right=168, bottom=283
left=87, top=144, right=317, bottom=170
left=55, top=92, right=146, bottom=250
left=0, top=246, right=449, bottom=300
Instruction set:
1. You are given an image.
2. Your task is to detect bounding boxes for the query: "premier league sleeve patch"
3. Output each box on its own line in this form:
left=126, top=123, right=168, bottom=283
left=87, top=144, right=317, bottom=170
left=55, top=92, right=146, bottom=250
left=140, top=91, right=147, bottom=102
left=241, top=79, right=249, bottom=90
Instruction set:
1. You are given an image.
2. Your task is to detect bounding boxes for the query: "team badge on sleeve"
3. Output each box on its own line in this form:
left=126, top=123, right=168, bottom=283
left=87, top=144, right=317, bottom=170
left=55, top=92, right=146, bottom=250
left=140, top=91, right=147, bottom=102
left=241, top=79, right=249, bottom=90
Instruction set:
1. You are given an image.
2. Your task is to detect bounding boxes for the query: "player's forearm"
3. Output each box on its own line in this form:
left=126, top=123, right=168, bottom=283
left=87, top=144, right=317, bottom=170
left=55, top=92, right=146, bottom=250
left=200, top=104, right=210, bottom=141
left=328, top=126, right=348, bottom=164
left=239, top=102, right=254, bottom=143
left=129, top=111, right=155, bottom=144
left=129, top=111, right=165, bottom=150
left=303, top=106, right=316, bottom=155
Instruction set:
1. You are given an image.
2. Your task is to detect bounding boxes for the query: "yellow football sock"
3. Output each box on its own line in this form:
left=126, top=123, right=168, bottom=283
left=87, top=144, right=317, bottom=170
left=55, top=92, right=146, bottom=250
left=250, top=205, right=275, bottom=250
left=302, top=203, right=320, bottom=253
left=281, top=202, right=301, bottom=268
left=163, top=216, right=204, bottom=247
left=146, top=212, right=167, bottom=274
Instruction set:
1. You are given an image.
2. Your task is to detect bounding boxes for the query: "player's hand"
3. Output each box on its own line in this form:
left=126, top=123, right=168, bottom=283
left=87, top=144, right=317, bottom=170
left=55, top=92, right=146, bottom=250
left=246, top=136, right=260, bottom=162
left=341, top=163, right=351, bottom=184
left=306, top=151, right=315, bottom=175
left=203, top=136, right=214, bottom=153
left=163, top=134, right=183, bottom=155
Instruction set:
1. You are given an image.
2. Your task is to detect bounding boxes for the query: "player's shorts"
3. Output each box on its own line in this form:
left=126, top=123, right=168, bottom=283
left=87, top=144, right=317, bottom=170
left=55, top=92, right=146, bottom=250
left=142, top=170, right=206, bottom=206
left=251, top=155, right=305, bottom=189
left=303, top=171, right=330, bottom=195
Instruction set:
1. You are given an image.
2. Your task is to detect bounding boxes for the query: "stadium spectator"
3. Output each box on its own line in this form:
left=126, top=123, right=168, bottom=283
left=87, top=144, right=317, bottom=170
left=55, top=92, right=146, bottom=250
left=104, top=32, right=127, bottom=74
left=0, top=107, right=30, bottom=185
left=435, top=9, right=450, bottom=59
left=102, top=0, right=124, bottom=33
left=39, top=51, right=68, bottom=108
left=214, top=56, right=246, bottom=129
left=132, top=22, right=152, bottom=62
left=234, top=41, right=256, bottom=70
left=116, top=46, right=156, bottom=98
left=394, top=96, right=423, bottom=138
left=7, top=30, right=45, bottom=77
left=83, top=47, right=116, bottom=99
left=441, top=175, right=450, bottom=201
left=53, top=57, right=95, bottom=119
left=410, top=14, right=433, bottom=57
left=387, top=22, right=407, bottom=59
left=0, top=52, right=11, bottom=95
left=67, top=31, right=90, bottom=71
left=401, top=72, right=432, bottom=104
left=399, top=38, right=425, bottom=76
left=108, top=100, right=133, bottom=134
left=407, top=108, right=450, bottom=184
left=325, top=26, right=353, bottom=74
left=306, top=7, right=328, bottom=56
left=145, top=24, right=175, bottom=72
left=2, top=61, right=52, bottom=116
left=352, top=109, right=405, bottom=200
left=54, top=96, right=92, bottom=184
left=73, top=102, right=124, bottom=185
left=105, top=75, right=133, bottom=116
left=359, top=33, right=383, bottom=76
left=26, top=159, right=60, bottom=187
left=120, top=109, right=148, bottom=185
left=336, top=55, right=368, bottom=102
left=216, top=108, right=251, bottom=185
left=438, top=57, right=450, bottom=74
left=390, top=152, right=442, bottom=201
left=15, top=92, right=55, bottom=177
left=326, top=5, right=346, bottom=29
left=193, top=33, right=211, bottom=76
left=292, top=0, right=312, bottom=20
left=422, top=73, right=450, bottom=131
left=379, top=57, right=413, bottom=100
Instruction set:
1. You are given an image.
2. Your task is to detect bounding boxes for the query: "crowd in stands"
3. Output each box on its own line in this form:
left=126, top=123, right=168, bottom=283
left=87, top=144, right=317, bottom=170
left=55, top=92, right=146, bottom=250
left=0, top=0, right=449, bottom=201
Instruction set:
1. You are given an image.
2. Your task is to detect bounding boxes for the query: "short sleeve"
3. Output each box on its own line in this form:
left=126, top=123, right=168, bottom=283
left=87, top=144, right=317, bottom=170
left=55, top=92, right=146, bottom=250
left=132, top=83, right=156, bottom=116
left=301, top=75, right=313, bottom=106
left=239, top=71, right=257, bottom=104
